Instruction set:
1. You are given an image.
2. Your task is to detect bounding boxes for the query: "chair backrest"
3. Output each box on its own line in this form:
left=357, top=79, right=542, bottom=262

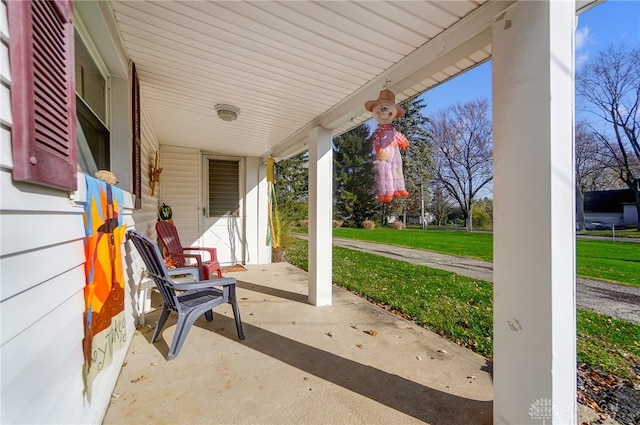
left=127, top=229, right=179, bottom=312
left=156, top=221, right=186, bottom=267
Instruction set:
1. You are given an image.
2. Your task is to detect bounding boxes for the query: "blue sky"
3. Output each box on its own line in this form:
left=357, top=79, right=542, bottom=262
left=418, top=0, right=640, bottom=115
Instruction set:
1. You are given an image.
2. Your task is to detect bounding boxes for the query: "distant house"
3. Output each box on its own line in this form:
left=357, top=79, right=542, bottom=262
left=584, top=189, right=638, bottom=227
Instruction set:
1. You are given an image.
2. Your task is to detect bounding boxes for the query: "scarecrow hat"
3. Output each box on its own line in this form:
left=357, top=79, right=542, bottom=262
left=365, top=89, right=405, bottom=117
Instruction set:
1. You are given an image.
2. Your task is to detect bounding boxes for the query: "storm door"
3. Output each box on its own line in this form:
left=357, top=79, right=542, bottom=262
left=200, top=156, right=245, bottom=265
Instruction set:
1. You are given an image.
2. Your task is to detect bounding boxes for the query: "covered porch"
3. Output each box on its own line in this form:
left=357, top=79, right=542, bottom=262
left=0, top=0, right=596, bottom=423
left=104, top=263, right=494, bottom=424
left=103, top=262, right=609, bottom=424
left=102, top=0, right=587, bottom=422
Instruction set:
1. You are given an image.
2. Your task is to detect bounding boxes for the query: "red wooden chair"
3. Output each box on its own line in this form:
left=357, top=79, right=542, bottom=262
left=156, top=221, right=223, bottom=279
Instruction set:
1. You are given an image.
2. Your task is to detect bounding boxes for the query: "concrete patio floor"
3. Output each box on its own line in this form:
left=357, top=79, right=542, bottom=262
left=103, top=262, right=495, bottom=424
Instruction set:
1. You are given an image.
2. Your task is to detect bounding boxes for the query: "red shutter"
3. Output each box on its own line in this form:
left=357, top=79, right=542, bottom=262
left=132, top=63, right=142, bottom=208
left=8, top=0, right=77, bottom=191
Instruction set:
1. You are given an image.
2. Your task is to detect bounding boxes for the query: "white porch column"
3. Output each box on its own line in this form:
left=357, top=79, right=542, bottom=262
left=492, top=1, right=576, bottom=424
left=308, top=126, right=333, bottom=306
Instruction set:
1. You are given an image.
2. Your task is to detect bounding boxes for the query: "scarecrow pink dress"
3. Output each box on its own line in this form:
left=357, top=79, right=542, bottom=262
left=373, top=123, right=409, bottom=203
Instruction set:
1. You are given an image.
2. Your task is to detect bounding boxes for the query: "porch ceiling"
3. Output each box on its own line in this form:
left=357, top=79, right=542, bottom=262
left=107, top=0, right=596, bottom=160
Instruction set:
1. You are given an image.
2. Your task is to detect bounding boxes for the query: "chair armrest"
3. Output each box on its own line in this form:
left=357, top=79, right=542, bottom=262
left=166, top=252, right=204, bottom=268
left=173, top=277, right=237, bottom=291
left=168, top=267, right=202, bottom=281
left=182, top=247, right=218, bottom=262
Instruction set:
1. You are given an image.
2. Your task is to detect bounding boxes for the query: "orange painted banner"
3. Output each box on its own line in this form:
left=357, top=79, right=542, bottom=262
left=82, top=176, right=126, bottom=400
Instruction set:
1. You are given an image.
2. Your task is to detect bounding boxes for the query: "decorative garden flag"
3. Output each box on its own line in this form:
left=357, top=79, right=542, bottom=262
left=82, top=175, right=126, bottom=400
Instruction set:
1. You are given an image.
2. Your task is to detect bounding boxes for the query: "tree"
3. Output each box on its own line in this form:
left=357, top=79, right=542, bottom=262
left=576, top=44, right=640, bottom=230
left=275, top=151, right=309, bottom=223
left=333, top=124, right=378, bottom=227
left=472, top=198, right=493, bottom=229
left=394, top=96, right=433, bottom=227
left=427, top=99, right=493, bottom=231
left=429, top=183, right=456, bottom=226
left=574, top=121, right=623, bottom=229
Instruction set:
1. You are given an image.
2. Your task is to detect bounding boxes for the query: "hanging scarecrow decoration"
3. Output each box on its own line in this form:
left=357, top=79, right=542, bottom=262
left=365, top=88, right=409, bottom=203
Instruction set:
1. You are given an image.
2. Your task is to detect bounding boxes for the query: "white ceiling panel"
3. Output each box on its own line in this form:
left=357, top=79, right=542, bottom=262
left=103, top=0, right=593, bottom=160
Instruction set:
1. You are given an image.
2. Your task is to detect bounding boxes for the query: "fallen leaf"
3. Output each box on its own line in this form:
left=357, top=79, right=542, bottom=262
left=291, top=321, right=296, bottom=325
left=356, top=344, right=363, bottom=349
left=416, top=356, right=422, bottom=361
left=325, top=331, right=333, bottom=337
left=150, top=362, right=159, bottom=366
left=407, top=326, right=415, bottom=331
left=437, top=349, right=447, bottom=354
left=365, top=329, right=377, bottom=336
left=111, top=393, right=121, bottom=398
left=350, top=324, right=358, bottom=329
left=131, top=375, right=145, bottom=383
left=241, top=297, right=249, bottom=300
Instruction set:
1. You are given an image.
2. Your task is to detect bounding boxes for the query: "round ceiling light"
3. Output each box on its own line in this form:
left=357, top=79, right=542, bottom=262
left=214, top=104, right=240, bottom=122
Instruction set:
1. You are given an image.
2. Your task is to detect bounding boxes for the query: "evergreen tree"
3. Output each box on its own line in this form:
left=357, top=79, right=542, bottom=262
left=333, top=124, right=378, bottom=227
left=275, top=151, right=309, bottom=223
left=394, top=96, right=433, bottom=224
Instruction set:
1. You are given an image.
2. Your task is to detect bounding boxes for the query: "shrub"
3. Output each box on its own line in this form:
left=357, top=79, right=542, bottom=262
left=332, top=220, right=344, bottom=228
left=472, top=204, right=492, bottom=229
left=271, top=209, right=298, bottom=263
left=362, top=220, right=375, bottom=229
left=392, top=220, right=405, bottom=230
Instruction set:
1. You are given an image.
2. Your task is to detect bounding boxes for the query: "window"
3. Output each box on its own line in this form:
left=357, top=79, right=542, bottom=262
left=74, top=30, right=109, bottom=173
left=74, top=31, right=106, bottom=122
left=207, top=159, right=240, bottom=217
left=77, top=95, right=109, bottom=171
left=8, top=0, right=77, bottom=191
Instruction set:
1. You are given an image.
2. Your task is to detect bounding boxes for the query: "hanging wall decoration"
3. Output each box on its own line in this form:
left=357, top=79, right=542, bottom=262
left=82, top=175, right=126, bottom=401
left=149, top=150, right=163, bottom=196
left=365, top=88, right=410, bottom=203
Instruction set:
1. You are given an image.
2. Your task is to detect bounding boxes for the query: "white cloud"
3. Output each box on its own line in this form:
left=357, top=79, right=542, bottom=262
left=576, top=53, right=589, bottom=69
left=575, top=26, right=590, bottom=51
left=575, top=26, right=591, bottom=69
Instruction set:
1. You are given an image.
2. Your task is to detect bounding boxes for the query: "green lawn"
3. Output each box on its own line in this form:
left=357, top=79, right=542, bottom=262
left=334, top=228, right=494, bottom=261
left=284, top=238, right=640, bottom=382
left=577, top=239, right=640, bottom=285
left=326, top=227, right=640, bottom=286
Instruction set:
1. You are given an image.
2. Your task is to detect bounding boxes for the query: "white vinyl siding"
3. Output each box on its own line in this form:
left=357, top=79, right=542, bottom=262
left=130, top=91, right=161, bottom=237
left=159, top=144, right=201, bottom=245
left=0, top=171, right=136, bottom=424
left=0, top=2, right=155, bottom=423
